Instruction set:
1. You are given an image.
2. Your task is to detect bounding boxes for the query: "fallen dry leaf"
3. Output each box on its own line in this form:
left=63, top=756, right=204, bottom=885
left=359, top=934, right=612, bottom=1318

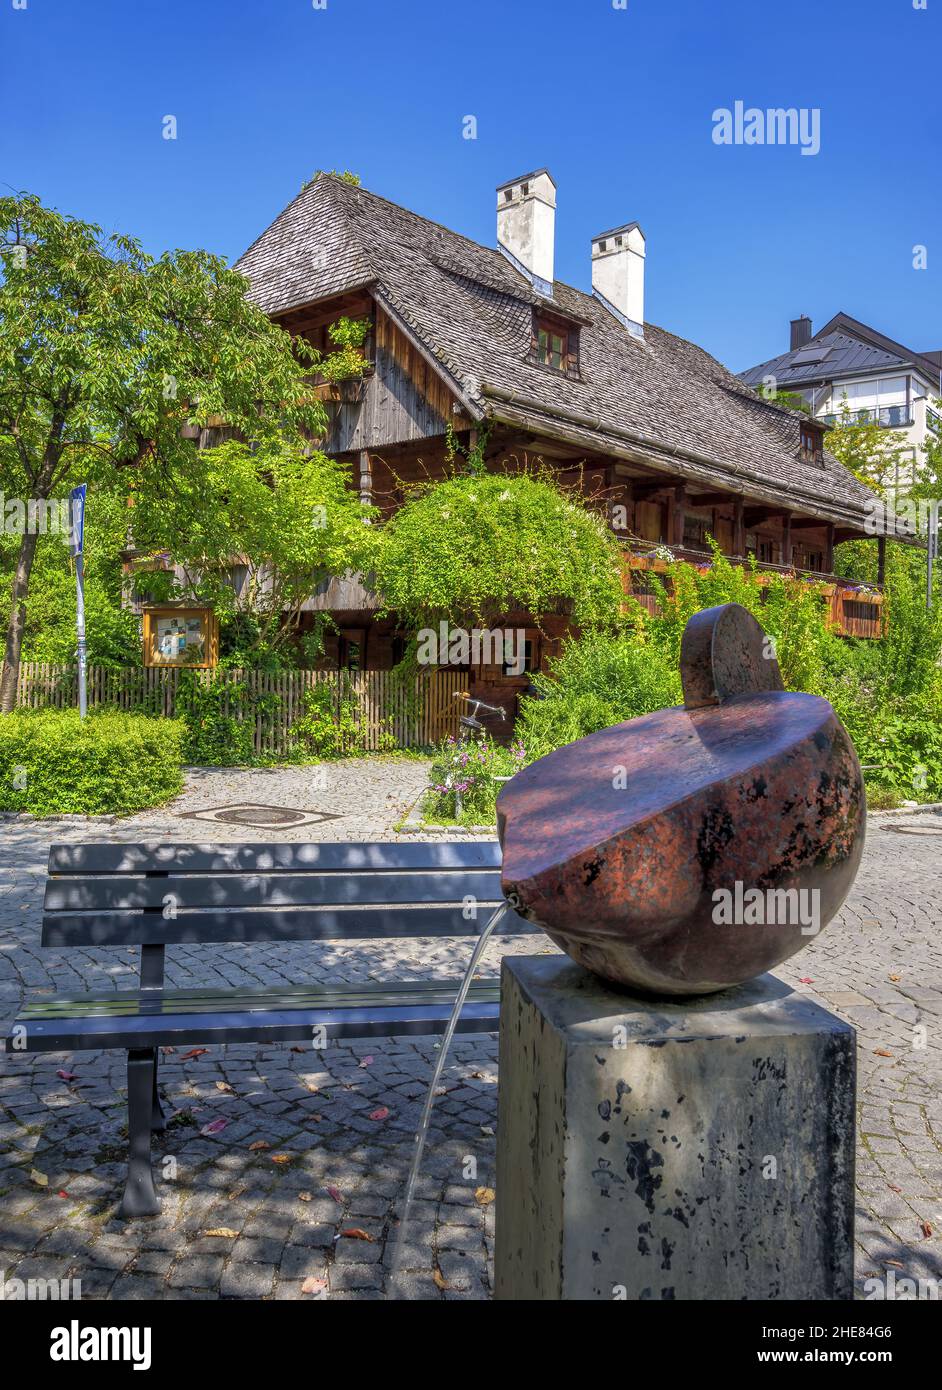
left=56, top=1190, right=69, bottom=1199
left=200, top=1118, right=228, bottom=1136
left=885, top=1260, right=905, bottom=1269
left=798, top=977, right=814, bottom=985
left=889, top=974, right=901, bottom=983
left=304, top=1083, right=319, bottom=1094
left=298, top=1192, right=313, bottom=1203
left=56, top=1069, right=77, bottom=1082
left=888, top=1184, right=902, bottom=1193
left=290, top=1045, right=305, bottom=1053
left=326, top=1185, right=344, bottom=1204
left=30, top=1169, right=49, bottom=1187
left=271, top=1152, right=293, bottom=1164
left=339, top=1228, right=374, bottom=1242
left=359, top=1056, right=374, bottom=1068
left=921, top=1221, right=933, bottom=1238
left=227, top=1186, right=247, bottom=1202
left=215, top=1081, right=234, bottom=1094
left=874, top=1049, right=894, bottom=1058
left=181, top=1048, right=208, bottom=1061
left=248, top=1140, right=270, bottom=1151
left=475, top=1186, right=495, bottom=1207
left=203, top=1228, right=239, bottom=1240
left=368, top=1107, right=390, bottom=1122
left=433, top=1268, right=458, bottom=1291
left=301, top=1276, right=328, bottom=1296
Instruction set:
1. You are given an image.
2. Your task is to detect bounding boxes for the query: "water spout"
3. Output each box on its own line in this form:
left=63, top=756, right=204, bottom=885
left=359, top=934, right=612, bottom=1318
left=387, top=900, right=509, bottom=1298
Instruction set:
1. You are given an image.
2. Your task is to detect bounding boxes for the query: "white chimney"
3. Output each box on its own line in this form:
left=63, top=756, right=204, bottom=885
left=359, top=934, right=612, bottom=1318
left=496, top=169, right=556, bottom=297
left=591, top=223, right=646, bottom=338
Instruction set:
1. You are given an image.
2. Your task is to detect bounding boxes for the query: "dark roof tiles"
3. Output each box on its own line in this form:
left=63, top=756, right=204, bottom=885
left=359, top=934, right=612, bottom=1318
left=236, top=173, right=880, bottom=527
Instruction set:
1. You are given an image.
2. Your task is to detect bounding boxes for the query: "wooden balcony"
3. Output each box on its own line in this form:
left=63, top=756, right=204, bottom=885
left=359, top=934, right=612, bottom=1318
left=623, top=546, right=885, bottom=640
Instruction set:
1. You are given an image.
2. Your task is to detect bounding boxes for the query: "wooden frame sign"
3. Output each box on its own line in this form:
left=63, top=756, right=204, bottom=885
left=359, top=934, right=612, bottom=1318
left=142, top=607, right=219, bottom=668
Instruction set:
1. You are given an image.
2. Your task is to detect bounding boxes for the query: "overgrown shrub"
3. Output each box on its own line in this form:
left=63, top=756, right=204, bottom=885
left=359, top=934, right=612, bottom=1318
left=0, top=710, right=185, bottom=816
left=515, top=544, right=942, bottom=807
left=517, top=632, right=681, bottom=761
left=176, top=674, right=257, bottom=766
left=292, top=677, right=394, bottom=758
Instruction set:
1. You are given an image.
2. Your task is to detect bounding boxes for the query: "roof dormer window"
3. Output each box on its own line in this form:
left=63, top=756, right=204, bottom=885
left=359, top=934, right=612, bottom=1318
left=800, top=422, right=824, bottom=465
left=530, top=311, right=580, bottom=378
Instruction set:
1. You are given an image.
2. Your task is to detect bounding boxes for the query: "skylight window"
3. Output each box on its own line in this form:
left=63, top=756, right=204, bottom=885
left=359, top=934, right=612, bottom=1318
left=790, top=344, right=833, bottom=366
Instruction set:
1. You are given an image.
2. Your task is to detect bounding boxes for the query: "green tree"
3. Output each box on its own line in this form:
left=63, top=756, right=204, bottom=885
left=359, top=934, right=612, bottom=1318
left=0, top=193, right=326, bottom=712
left=129, top=438, right=374, bottom=665
left=824, top=398, right=911, bottom=496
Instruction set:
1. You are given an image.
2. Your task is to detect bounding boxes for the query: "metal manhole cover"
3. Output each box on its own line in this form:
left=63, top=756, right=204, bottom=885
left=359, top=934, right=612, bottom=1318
left=882, top=823, right=942, bottom=836
left=179, top=803, right=342, bottom=829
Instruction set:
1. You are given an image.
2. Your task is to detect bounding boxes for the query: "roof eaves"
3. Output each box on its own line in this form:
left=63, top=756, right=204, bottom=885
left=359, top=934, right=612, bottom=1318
left=479, top=381, right=880, bottom=531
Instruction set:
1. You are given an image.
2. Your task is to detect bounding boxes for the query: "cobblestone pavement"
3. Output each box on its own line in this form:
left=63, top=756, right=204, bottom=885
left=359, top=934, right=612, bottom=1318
left=0, top=764, right=940, bottom=1300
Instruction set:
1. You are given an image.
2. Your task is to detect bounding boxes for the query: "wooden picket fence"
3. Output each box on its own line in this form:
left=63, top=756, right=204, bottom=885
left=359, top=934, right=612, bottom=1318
left=14, top=663, right=460, bottom=756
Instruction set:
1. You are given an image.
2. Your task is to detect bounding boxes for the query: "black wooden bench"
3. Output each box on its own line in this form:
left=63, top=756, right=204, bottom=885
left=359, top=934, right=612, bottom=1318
left=8, top=839, right=536, bottom=1219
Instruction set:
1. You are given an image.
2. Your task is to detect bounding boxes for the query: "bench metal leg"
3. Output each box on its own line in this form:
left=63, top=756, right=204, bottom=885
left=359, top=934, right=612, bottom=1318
left=151, top=1048, right=166, bottom=1133
left=119, top=1048, right=160, bottom=1219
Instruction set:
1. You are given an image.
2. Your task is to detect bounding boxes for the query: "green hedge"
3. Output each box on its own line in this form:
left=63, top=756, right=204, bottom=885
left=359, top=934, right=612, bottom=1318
left=0, top=710, right=186, bottom=816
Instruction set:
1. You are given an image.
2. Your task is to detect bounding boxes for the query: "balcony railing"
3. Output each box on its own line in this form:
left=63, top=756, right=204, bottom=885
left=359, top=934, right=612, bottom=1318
left=622, top=546, right=885, bottom=639
left=819, top=405, right=914, bottom=430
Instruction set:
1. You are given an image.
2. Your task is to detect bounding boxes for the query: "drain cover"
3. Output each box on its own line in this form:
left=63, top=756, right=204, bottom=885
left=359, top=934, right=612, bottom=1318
left=882, top=823, right=942, bottom=836
left=179, top=803, right=342, bottom=829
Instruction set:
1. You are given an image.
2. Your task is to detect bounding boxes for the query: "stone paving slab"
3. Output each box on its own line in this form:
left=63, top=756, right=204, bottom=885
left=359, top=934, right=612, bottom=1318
left=0, top=764, right=940, bottom=1300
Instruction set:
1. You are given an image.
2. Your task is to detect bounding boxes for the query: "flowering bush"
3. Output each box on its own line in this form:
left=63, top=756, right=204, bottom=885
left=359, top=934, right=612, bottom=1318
left=423, top=735, right=526, bottom=825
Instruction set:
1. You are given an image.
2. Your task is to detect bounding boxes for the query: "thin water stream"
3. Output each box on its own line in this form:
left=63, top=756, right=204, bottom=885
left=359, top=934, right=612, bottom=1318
left=387, top=901, right=509, bottom=1298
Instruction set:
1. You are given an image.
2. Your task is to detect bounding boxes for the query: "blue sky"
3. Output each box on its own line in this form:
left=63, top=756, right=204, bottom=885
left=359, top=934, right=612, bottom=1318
left=1, top=0, right=939, bottom=373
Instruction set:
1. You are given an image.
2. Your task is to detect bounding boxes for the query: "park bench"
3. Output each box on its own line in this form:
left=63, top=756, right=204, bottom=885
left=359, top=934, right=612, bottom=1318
left=8, top=839, right=536, bottom=1219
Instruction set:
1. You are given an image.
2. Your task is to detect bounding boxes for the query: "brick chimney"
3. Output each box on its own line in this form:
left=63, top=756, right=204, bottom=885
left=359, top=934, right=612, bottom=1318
left=496, top=170, right=556, bottom=297
left=591, top=223, right=646, bottom=338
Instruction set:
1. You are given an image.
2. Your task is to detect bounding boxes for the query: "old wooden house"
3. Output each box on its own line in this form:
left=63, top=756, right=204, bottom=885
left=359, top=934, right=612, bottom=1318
left=229, top=169, right=888, bottom=722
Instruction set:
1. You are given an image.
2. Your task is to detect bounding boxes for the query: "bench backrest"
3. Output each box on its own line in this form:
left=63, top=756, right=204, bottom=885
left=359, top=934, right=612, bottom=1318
left=43, top=842, right=535, bottom=983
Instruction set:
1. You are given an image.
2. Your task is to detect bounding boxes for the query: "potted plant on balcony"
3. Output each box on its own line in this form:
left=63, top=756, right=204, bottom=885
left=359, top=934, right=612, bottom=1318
left=321, top=316, right=372, bottom=403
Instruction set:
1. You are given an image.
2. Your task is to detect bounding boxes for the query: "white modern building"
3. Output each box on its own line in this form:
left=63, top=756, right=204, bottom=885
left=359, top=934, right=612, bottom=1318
left=741, top=312, right=941, bottom=488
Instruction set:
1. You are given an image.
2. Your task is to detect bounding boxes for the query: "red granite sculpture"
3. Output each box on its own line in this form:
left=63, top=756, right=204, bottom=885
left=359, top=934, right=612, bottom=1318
left=497, top=604, right=865, bottom=996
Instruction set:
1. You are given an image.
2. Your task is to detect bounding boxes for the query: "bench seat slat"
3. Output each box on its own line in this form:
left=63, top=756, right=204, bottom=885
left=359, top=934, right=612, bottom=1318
left=44, top=869, right=504, bottom=912
left=13, top=981, right=502, bottom=1051
left=41, top=905, right=538, bottom=948
left=18, top=979, right=500, bottom=1018
left=47, top=841, right=502, bottom=876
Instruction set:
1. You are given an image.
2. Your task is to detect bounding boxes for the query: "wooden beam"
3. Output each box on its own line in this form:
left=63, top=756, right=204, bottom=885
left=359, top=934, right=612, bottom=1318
left=358, top=450, right=373, bottom=510
left=789, top=518, right=830, bottom=531
left=733, top=496, right=745, bottom=556
left=672, top=483, right=687, bottom=548
left=782, top=512, right=793, bottom=568
left=825, top=523, right=835, bottom=573
left=689, top=492, right=734, bottom=507
left=744, top=507, right=792, bottom=529
left=632, top=478, right=673, bottom=502
left=877, top=534, right=886, bottom=586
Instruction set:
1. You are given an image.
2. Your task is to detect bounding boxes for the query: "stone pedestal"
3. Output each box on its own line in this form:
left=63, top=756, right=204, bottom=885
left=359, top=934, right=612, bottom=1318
left=495, top=956, right=856, bottom=1301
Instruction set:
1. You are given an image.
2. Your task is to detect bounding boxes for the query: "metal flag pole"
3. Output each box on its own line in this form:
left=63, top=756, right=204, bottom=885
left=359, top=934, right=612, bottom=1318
left=69, top=484, right=88, bottom=718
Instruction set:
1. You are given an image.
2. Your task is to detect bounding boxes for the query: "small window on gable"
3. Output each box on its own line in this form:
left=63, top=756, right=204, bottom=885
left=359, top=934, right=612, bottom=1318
left=531, top=313, right=580, bottom=377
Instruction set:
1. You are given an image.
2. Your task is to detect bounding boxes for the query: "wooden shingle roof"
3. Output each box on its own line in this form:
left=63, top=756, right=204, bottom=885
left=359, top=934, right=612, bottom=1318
left=235, top=174, right=882, bottom=530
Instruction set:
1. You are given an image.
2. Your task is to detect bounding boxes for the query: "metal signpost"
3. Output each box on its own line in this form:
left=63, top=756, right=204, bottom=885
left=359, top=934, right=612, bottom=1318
left=69, top=484, right=88, bottom=718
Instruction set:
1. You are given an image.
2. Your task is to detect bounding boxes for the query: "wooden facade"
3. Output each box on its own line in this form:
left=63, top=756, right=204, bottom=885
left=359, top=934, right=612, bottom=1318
left=258, top=288, right=887, bottom=730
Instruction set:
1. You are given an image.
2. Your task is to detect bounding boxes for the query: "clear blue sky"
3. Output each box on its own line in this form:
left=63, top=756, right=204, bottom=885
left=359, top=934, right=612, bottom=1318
left=1, top=0, right=939, bottom=373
